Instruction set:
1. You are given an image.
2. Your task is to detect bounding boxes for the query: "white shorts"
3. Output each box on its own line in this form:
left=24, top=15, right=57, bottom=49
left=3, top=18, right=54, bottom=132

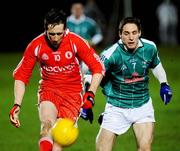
left=101, top=98, right=155, bottom=135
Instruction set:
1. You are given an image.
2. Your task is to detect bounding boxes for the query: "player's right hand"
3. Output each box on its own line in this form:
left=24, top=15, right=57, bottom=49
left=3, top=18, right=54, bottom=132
left=9, top=104, right=21, bottom=128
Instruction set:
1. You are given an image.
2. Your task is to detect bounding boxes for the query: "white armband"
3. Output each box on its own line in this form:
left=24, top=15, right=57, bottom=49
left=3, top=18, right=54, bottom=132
left=151, top=63, right=167, bottom=84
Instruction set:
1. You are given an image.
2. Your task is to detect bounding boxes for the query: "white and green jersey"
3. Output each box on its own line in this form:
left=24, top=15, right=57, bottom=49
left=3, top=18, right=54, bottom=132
left=100, top=38, right=160, bottom=108
left=67, top=15, right=103, bottom=45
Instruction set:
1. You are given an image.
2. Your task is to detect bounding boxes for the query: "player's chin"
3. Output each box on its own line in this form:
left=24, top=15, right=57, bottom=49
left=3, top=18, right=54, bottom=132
left=126, top=44, right=136, bottom=50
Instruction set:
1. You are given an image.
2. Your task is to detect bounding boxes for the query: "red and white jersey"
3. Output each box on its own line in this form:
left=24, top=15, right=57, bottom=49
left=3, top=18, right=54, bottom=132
left=13, top=29, right=104, bottom=93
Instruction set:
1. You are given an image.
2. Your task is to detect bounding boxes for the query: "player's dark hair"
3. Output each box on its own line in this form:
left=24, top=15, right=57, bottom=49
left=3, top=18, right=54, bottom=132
left=44, top=8, right=67, bottom=30
left=119, top=17, right=142, bottom=34
left=71, top=0, right=86, bottom=6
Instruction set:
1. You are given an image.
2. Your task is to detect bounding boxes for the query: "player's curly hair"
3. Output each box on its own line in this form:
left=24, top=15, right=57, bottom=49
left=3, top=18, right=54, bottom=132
left=44, top=8, right=67, bottom=30
left=119, top=17, right=142, bottom=34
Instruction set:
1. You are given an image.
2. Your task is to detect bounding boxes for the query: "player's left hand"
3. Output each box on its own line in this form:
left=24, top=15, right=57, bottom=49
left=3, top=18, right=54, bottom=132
left=81, top=91, right=95, bottom=123
left=160, top=83, right=172, bottom=105
left=9, top=104, right=21, bottom=128
left=80, top=108, right=93, bottom=124
left=82, top=91, right=95, bottom=109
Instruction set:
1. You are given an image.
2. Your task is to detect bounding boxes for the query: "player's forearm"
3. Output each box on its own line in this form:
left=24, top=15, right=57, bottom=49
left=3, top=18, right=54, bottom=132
left=88, top=73, right=103, bottom=94
left=152, top=63, right=168, bottom=84
left=14, top=80, right=26, bottom=106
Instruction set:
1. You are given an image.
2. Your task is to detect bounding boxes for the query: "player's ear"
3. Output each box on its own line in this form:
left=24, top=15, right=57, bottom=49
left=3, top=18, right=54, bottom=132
left=138, top=31, right=141, bottom=37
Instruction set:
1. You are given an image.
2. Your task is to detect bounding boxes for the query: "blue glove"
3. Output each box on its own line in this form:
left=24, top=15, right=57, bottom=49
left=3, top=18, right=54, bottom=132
left=160, top=83, right=172, bottom=105
left=80, top=108, right=93, bottom=124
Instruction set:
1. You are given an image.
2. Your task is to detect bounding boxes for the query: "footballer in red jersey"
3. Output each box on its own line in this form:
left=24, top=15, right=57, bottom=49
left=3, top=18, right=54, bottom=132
left=9, top=8, right=104, bottom=151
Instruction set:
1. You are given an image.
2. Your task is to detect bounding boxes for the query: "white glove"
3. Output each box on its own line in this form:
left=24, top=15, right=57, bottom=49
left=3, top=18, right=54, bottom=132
left=9, top=104, right=21, bottom=128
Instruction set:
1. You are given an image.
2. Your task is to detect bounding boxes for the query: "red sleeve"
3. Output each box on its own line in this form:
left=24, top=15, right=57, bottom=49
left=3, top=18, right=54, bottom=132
left=70, top=33, right=105, bottom=75
left=13, top=41, right=37, bottom=84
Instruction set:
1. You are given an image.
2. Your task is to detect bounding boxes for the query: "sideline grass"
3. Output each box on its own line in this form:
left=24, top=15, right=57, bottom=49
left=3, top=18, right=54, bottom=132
left=0, top=46, right=180, bottom=151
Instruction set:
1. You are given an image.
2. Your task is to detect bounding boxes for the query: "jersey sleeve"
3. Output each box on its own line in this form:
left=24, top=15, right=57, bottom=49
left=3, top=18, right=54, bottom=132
left=99, top=44, right=119, bottom=88
left=99, top=44, right=119, bottom=72
left=71, top=33, right=105, bottom=75
left=149, top=44, right=161, bottom=69
left=99, top=51, right=111, bottom=72
left=13, top=42, right=37, bottom=84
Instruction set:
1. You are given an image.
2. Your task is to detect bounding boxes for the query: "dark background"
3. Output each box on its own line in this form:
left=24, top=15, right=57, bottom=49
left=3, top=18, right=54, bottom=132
left=1, top=0, right=180, bottom=52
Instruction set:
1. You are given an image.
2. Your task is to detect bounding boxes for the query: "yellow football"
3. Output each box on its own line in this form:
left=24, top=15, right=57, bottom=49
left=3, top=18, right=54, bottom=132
left=51, top=118, right=79, bottom=147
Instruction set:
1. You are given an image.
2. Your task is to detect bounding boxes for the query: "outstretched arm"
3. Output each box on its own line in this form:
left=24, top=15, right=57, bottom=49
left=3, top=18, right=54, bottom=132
left=9, top=80, right=26, bottom=128
left=88, top=73, right=103, bottom=95
left=81, top=73, right=103, bottom=124
left=152, top=63, right=172, bottom=105
left=152, top=63, right=167, bottom=84
left=14, top=80, right=26, bottom=106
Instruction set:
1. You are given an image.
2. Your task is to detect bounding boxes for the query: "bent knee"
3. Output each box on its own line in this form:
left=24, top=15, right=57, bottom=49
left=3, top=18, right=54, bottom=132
left=138, top=142, right=151, bottom=151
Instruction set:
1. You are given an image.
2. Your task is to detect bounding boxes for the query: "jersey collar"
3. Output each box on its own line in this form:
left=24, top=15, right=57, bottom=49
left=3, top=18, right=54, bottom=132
left=118, top=39, right=143, bottom=52
left=68, top=14, right=86, bottom=24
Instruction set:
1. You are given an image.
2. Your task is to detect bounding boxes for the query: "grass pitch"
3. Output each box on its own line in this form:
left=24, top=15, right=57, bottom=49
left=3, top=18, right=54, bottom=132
left=0, top=46, right=180, bottom=151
